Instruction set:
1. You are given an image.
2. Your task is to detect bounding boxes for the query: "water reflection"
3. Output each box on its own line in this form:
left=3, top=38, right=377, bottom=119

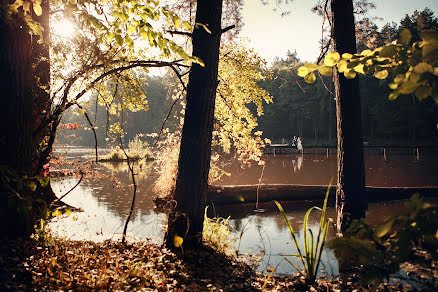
left=49, top=147, right=438, bottom=276
left=211, top=201, right=339, bottom=275
left=50, top=164, right=166, bottom=243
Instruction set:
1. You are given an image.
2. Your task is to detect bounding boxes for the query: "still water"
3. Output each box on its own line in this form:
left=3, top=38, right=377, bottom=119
left=49, top=146, right=438, bottom=276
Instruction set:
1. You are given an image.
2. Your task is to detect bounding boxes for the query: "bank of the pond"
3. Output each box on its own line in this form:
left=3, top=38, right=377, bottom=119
left=206, top=184, right=438, bottom=205
left=1, top=237, right=428, bottom=291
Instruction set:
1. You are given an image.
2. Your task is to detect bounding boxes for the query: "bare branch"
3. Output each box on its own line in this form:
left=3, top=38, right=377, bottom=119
left=50, top=173, right=83, bottom=208
left=76, top=103, right=99, bottom=162
left=154, top=94, right=183, bottom=146
left=166, top=30, right=192, bottom=37
left=221, top=24, right=235, bottom=34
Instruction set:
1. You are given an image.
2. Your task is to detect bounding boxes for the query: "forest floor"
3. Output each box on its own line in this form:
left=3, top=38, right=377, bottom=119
left=0, top=237, right=432, bottom=291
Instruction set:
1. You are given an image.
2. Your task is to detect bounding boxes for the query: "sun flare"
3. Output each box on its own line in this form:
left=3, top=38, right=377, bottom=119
left=52, top=19, right=76, bottom=39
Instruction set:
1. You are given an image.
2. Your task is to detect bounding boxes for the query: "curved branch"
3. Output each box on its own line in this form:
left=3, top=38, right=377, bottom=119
left=75, top=103, right=99, bottom=162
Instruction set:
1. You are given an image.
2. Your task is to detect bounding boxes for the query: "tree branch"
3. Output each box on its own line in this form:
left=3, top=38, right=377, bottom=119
left=76, top=103, right=99, bottom=162
left=166, top=30, right=192, bottom=37
left=221, top=25, right=235, bottom=34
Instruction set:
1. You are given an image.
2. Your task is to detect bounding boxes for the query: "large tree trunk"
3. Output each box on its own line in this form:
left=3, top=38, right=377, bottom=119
left=0, top=8, right=35, bottom=235
left=165, top=0, right=223, bottom=250
left=331, top=0, right=367, bottom=233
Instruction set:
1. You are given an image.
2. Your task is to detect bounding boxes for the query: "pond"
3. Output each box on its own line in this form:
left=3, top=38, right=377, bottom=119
left=49, top=146, right=438, bottom=276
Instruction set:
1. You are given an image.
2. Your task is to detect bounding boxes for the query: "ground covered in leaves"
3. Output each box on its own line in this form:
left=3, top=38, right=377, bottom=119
left=0, top=237, right=434, bottom=291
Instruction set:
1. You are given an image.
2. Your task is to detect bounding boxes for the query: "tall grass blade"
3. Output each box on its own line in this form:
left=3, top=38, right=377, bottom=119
left=274, top=200, right=307, bottom=275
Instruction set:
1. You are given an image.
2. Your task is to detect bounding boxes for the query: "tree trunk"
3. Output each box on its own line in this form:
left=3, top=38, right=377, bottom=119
left=0, top=9, right=34, bottom=235
left=331, top=0, right=367, bottom=233
left=165, top=0, right=223, bottom=249
left=32, top=0, right=52, bottom=176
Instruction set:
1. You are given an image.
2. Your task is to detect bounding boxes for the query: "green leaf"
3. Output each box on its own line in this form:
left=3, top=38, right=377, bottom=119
left=324, top=52, right=341, bottom=67
left=399, top=28, right=412, bottom=45
left=297, top=66, right=309, bottom=77
left=374, top=70, right=389, bottom=80
left=304, top=72, right=316, bottom=83
left=33, top=2, right=42, bottom=16
left=318, top=65, right=332, bottom=76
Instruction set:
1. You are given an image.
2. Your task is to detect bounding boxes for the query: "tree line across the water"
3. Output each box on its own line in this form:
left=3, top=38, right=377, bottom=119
left=60, top=7, right=438, bottom=148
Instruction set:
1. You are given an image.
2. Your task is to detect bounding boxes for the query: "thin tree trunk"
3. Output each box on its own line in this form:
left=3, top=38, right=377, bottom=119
left=331, top=0, right=367, bottom=233
left=165, top=0, right=223, bottom=250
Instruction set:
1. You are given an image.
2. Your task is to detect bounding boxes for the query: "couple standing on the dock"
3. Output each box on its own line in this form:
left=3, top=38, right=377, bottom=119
left=292, top=136, right=303, bottom=153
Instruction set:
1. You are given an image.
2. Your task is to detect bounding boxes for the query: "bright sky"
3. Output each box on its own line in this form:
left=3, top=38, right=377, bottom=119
left=240, top=0, right=438, bottom=64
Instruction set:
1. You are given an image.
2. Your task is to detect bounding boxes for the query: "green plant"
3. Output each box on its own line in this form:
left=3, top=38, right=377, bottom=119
left=203, top=206, right=236, bottom=255
left=271, top=181, right=333, bottom=284
left=329, top=194, right=438, bottom=288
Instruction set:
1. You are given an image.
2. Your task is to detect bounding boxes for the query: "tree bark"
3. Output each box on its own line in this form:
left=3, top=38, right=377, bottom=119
left=165, top=0, right=223, bottom=250
left=0, top=7, right=34, bottom=235
left=331, top=0, right=367, bottom=233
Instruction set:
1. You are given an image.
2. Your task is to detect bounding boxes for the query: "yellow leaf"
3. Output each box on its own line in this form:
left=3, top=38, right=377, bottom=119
left=344, top=69, right=356, bottom=79
left=414, top=62, right=433, bottom=74
left=28, top=181, right=37, bottom=191
left=342, top=53, right=353, bottom=60
left=399, top=28, right=412, bottom=45
left=303, top=63, right=319, bottom=71
left=353, top=63, right=366, bottom=74
left=337, top=59, right=348, bottom=73
left=374, top=70, right=389, bottom=80
left=393, top=74, right=405, bottom=84
left=360, top=49, right=373, bottom=56
left=297, top=66, right=309, bottom=77
left=33, top=3, right=42, bottom=16
left=388, top=83, right=398, bottom=90
left=127, top=25, right=135, bottom=34
left=324, top=52, right=341, bottom=67
left=389, top=91, right=400, bottom=100
left=52, top=209, right=62, bottom=217
left=318, top=65, right=332, bottom=76
left=304, top=72, right=316, bottom=83
left=174, top=234, right=183, bottom=248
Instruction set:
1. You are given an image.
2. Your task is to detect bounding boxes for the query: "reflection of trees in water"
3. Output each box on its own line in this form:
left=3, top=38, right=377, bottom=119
left=57, top=162, right=160, bottom=219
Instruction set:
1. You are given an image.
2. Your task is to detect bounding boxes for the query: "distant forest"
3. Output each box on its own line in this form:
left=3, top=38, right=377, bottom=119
left=60, top=8, right=438, bottom=147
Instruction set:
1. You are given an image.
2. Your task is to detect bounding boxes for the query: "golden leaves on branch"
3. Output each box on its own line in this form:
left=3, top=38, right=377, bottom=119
left=297, top=28, right=438, bottom=102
